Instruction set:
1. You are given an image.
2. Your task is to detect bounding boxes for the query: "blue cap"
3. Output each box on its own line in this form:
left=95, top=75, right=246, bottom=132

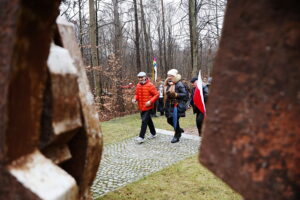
left=190, top=77, right=198, bottom=83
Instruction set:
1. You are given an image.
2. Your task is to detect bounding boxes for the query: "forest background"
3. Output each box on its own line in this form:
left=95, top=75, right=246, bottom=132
left=60, top=0, right=226, bottom=120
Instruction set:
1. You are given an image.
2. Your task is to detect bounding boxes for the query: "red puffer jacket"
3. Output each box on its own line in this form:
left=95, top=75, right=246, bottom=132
left=134, top=80, right=159, bottom=111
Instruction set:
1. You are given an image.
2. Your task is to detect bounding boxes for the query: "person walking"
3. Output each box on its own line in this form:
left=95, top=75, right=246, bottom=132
left=190, top=77, right=208, bottom=136
left=157, top=81, right=165, bottom=116
left=132, top=72, right=159, bottom=144
left=164, top=69, right=188, bottom=143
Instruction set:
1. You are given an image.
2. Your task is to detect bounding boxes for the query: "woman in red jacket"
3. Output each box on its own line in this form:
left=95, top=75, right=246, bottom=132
left=132, top=72, right=159, bottom=144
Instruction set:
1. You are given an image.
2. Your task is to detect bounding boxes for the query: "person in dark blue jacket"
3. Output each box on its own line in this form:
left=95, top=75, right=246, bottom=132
left=190, top=77, right=209, bottom=136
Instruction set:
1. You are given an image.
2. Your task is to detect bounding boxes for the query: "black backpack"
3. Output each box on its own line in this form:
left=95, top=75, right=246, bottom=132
left=181, top=81, right=191, bottom=106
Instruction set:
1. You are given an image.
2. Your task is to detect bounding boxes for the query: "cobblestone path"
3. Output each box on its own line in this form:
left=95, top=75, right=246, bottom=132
left=91, top=129, right=200, bottom=199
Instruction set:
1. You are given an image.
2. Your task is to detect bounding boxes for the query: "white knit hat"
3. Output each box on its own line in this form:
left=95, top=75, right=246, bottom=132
left=137, top=71, right=146, bottom=77
left=167, top=69, right=178, bottom=76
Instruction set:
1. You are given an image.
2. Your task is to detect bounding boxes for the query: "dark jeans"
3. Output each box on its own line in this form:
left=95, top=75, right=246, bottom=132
left=167, top=117, right=182, bottom=139
left=151, top=101, right=158, bottom=116
left=157, top=98, right=164, bottom=115
left=139, top=110, right=156, bottom=138
left=196, top=112, right=205, bottom=136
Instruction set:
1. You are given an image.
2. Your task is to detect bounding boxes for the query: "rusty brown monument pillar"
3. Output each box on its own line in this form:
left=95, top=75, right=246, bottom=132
left=0, top=1, right=103, bottom=199
left=200, top=1, right=300, bottom=200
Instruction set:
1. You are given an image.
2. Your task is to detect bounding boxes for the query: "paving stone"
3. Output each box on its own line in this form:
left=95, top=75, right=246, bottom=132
left=91, top=130, right=200, bottom=198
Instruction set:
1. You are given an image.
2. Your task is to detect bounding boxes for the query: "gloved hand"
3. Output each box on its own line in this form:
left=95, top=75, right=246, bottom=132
left=171, top=92, right=178, bottom=98
left=167, top=91, right=177, bottom=98
left=145, top=100, right=151, bottom=107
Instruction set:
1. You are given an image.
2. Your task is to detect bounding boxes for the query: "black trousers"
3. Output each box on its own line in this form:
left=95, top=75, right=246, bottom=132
left=167, top=117, right=182, bottom=139
left=196, top=112, right=205, bottom=136
left=157, top=98, right=164, bottom=115
left=139, top=110, right=156, bottom=138
left=151, top=101, right=158, bottom=116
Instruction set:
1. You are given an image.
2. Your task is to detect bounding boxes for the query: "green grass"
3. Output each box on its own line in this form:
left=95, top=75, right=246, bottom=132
left=98, top=110, right=241, bottom=200
left=101, top=109, right=195, bottom=145
left=97, top=155, right=242, bottom=200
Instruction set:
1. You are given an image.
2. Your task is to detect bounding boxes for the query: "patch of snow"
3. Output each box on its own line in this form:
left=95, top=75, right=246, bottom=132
left=47, top=43, right=78, bottom=75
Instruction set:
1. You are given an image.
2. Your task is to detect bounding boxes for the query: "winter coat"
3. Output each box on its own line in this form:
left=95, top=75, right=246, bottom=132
left=190, top=85, right=208, bottom=114
left=164, top=78, right=188, bottom=118
left=134, top=79, right=159, bottom=111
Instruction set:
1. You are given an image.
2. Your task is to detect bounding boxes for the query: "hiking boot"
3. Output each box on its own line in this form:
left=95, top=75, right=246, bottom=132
left=148, top=134, right=157, bottom=139
left=180, top=128, right=184, bottom=133
left=171, top=137, right=180, bottom=143
left=136, top=137, right=145, bottom=144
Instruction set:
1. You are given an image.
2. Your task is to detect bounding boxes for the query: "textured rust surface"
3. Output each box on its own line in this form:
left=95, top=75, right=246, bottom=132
left=0, top=0, right=61, bottom=163
left=200, top=1, right=300, bottom=200
left=0, top=0, right=19, bottom=162
left=51, top=74, right=81, bottom=131
left=42, top=144, right=72, bottom=164
left=58, top=23, right=103, bottom=198
left=61, top=128, right=89, bottom=193
left=39, top=72, right=81, bottom=148
left=1, top=0, right=102, bottom=199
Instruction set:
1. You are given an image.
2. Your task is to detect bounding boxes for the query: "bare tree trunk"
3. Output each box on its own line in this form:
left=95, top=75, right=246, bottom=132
left=199, top=39, right=204, bottom=74
left=89, top=0, right=99, bottom=67
left=133, top=0, right=141, bottom=73
left=113, top=0, right=122, bottom=58
left=95, top=1, right=100, bottom=61
left=215, top=0, right=220, bottom=41
left=78, top=0, right=84, bottom=56
left=158, top=26, right=163, bottom=79
left=89, top=0, right=101, bottom=98
left=161, top=0, right=167, bottom=75
left=79, top=0, right=94, bottom=91
left=140, top=20, right=146, bottom=72
left=148, top=20, right=154, bottom=61
left=148, top=21, right=154, bottom=79
left=140, top=0, right=151, bottom=74
left=113, top=0, right=125, bottom=113
left=189, top=0, right=199, bottom=76
left=167, top=26, right=173, bottom=71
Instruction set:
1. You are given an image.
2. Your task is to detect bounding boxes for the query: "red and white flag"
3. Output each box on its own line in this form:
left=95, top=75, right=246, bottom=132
left=193, top=71, right=206, bottom=115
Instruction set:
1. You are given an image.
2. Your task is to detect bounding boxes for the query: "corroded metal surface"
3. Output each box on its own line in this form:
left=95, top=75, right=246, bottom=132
left=0, top=0, right=62, bottom=198
left=200, top=1, right=300, bottom=200
left=0, top=1, right=102, bottom=199
left=7, top=150, right=78, bottom=200
left=1, top=0, right=61, bottom=164
left=40, top=43, right=82, bottom=149
left=0, top=0, right=19, bottom=162
left=57, top=20, right=103, bottom=198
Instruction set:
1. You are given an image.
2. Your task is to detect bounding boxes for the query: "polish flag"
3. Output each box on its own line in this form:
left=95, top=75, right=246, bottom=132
left=193, top=71, right=206, bottom=115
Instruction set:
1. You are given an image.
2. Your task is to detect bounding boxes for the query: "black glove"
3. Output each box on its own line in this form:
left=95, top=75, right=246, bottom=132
left=167, top=91, right=177, bottom=98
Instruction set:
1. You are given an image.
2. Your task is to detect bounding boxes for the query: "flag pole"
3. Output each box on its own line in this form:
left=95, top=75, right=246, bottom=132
left=153, top=57, right=157, bottom=82
left=152, top=64, right=154, bottom=81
